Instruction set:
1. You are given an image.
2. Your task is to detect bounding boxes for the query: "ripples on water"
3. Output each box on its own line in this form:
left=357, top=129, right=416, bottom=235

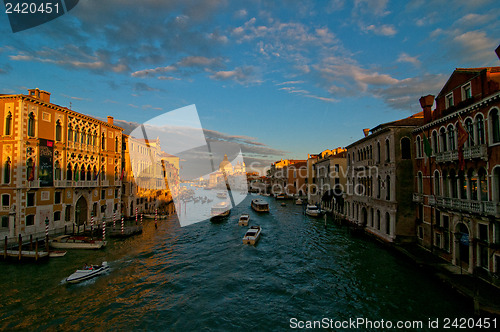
left=0, top=190, right=470, bottom=331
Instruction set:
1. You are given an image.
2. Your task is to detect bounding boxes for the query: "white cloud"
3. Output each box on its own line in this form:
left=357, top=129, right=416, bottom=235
left=397, top=53, right=421, bottom=67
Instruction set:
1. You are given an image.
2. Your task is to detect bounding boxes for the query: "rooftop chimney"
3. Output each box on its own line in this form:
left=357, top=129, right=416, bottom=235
left=363, top=128, right=370, bottom=137
left=107, top=116, right=114, bottom=125
left=419, top=95, right=435, bottom=124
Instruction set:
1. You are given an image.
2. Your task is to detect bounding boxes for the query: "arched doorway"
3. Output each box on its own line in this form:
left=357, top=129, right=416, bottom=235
left=75, top=196, right=88, bottom=226
left=455, top=223, right=470, bottom=271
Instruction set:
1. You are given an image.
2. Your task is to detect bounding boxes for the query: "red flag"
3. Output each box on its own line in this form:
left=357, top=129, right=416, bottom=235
left=457, top=117, right=469, bottom=171
left=120, top=168, right=125, bottom=180
left=28, top=165, right=35, bottom=181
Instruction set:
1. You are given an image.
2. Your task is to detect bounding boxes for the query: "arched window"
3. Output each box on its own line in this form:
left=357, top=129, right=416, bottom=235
left=442, top=170, right=448, bottom=197
left=478, top=168, right=488, bottom=201
left=377, top=176, right=381, bottom=198
left=101, top=133, right=106, bottom=150
left=468, top=169, right=477, bottom=201
left=369, top=146, right=372, bottom=159
left=101, top=165, right=106, bottom=180
left=440, top=127, right=447, bottom=152
left=449, top=169, right=457, bottom=198
left=80, top=166, right=85, bottom=182
left=465, top=118, right=474, bottom=146
left=55, top=120, right=62, bottom=141
left=115, top=137, right=119, bottom=152
left=385, top=139, right=390, bottom=162
left=115, top=166, right=119, bottom=180
left=401, top=137, right=411, bottom=159
left=491, top=109, right=500, bottom=143
left=74, top=164, right=79, bottom=181
left=477, top=114, right=485, bottom=145
left=93, top=166, right=97, bottom=180
left=54, top=161, right=61, bottom=181
left=434, top=170, right=440, bottom=196
left=74, top=127, right=80, bottom=143
left=386, top=175, right=391, bottom=200
left=447, top=125, right=455, bottom=151
left=81, top=130, right=86, bottom=144
left=376, top=210, right=381, bottom=230
left=66, top=163, right=72, bottom=180
left=493, top=167, right=500, bottom=202
left=87, top=165, right=92, bottom=181
left=68, top=124, right=73, bottom=142
left=87, top=132, right=91, bottom=145
left=376, top=142, right=381, bottom=163
left=27, top=112, right=35, bottom=137
left=458, top=170, right=467, bottom=199
left=27, top=158, right=34, bottom=180
left=5, top=112, right=12, bottom=135
left=3, top=157, right=11, bottom=183
left=432, top=130, right=438, bottom=155
left=417, top=172, right=423, bottom=194
left=385, top=212, right=391, bottom=235
left=415, top=136, right=422, bottom=158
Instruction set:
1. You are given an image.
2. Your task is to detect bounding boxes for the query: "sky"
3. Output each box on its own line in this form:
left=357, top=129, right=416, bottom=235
left=0, top=0, right=499, bottom=171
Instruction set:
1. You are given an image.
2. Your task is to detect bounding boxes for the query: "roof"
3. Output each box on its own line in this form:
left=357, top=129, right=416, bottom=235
left=371, top=111, right=424, bottom=133
left=437, top=66, right=500, bottom=98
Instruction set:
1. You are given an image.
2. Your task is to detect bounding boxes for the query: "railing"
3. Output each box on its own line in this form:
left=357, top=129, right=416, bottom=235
left=101, top=180, right=110, bottom=186
left=1, top=206, right=9, bottom=211
left=435, top=196, right=499, bottom=216
left=435, top=145, right=487, bottom=163
left=428, top=196, right=436, bottom=205
left=28, top=179, right=40, bottom=188
left=413, top=193, right=423, bottom=203
left=54, top=180, right=98, bottom=187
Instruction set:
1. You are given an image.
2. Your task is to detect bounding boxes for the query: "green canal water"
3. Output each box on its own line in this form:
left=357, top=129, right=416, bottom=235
left=0, top=190, right=471, bottom=331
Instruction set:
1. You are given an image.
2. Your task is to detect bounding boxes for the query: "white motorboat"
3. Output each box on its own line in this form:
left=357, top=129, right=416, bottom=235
left=66, top=262, right=109, bottom=284
left=238, top=214, right=250, bottom=226
left=305, top=205, right=322, bottom=217
left=49, top=250, right=67, bottom=258
left=210, top=201, right=231, bottom=221
left=242, top=226, right=261, bottom=245
left=50, top=235, right=106, bottom=249
left=275, top=193, right=286, bottom=200
left=295, top=198, right=303, bottom=205
left=251, top=199, right=269, bottom=212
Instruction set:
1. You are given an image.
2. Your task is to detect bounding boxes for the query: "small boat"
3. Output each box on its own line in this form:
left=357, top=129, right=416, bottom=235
left=216, top=192, right=228, bottom=199
left=210, top=201, right=231, bottom=221
left=281, top=202, right=286, bottom=206
left=238, top=214, right=250, bottom=226
left=66, top=262, right=109, bottom=284
left=305, top=205, right=322, bottom=217
left=243, top=226, right=261, bottom=245
left=295, top=198, right=303, bottom=205
left=251, top=199, right=269, bottom=212
left=50, top=235, right=106, bottom=249
left=275, top=193, right=286, bottom=200
left=49, top=250, right=67, bottom=258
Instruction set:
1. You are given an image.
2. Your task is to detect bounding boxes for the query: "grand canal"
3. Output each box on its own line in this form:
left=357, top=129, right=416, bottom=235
left=1, top=187, right=471, bottom=330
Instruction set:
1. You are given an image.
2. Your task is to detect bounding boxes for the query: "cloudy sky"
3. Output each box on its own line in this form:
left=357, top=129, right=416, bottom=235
left=0, top=0, right=498, bottom=167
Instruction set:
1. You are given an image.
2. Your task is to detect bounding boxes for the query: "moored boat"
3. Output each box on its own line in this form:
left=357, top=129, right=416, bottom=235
left=275, top=193, right=286, bottom=200
left=242, top=226, right=261, bottom=245
left=251, top=199, right=269, bottom=212
left=50, top=235, right=106, bottom=249
left=216, top=192, right=228, bottom=199
left=210, top=201, right=231, bottom=221
left=66, top=262, right=109, bottom=284
left=49, top=250, right=67, bottom=258
left=238, top=214, right=250, bottom=226
left=295, top=198, right=303, bottom=205
left=305, top=205, right=322, bottom=217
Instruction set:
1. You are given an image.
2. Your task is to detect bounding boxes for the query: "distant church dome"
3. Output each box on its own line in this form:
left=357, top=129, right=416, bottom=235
left=219, top=154, right=232, bottom=172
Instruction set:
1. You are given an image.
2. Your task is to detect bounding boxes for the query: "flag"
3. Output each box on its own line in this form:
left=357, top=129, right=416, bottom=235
left=423, top=133, right=432, bottom=157
left=457, top=116, right=469, bottom=171
left=120, top=168, right=125, bottom=181
left=95, top=170, right=100, bottom=181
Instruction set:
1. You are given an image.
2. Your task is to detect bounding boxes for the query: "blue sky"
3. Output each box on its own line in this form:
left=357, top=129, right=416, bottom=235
left=0, top=0, right=499, bottom=168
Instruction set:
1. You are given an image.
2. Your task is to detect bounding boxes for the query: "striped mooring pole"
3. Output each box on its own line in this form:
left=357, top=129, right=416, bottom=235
left=113, top=211, right=116, bottom=228
left=45, top=217, right=49, bottom=252
left=155, top=208, right=158, bottom=229
left=135, top=207, right=138, bottom=225
left=90, top=213, right=94, bottom=233
left=140, top=213, right=143, bottom=226
left=121, top=215, right=124, bottom=234
left=102, top=218, right=106, bottom=241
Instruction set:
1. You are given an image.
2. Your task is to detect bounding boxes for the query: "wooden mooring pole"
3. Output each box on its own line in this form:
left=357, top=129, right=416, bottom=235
left=18, top=234, right=22, bottom=261
left=3, top=236, right=7, bottom=260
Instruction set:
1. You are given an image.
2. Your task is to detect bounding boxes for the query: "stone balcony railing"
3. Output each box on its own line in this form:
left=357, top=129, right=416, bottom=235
left=433, top=196, right=499, bottom=217
left=54, top=180, right=99, bottom=187
left=28, top=179, right=40, bottom=188
left=435, top=145, right=487, bottom=163
left=413, top=193, right=423, bottom=203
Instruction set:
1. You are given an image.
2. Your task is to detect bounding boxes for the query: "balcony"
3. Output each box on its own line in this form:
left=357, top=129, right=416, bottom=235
left=413, top=193, right=423, bottom=203
left=428, top=196, right=436, bottom=205
left=54, top=180, right=99, bottom=187
left=435, top=196, right=499, bottom=217
left=435, top=145, right=487, bottom=163
left=27, top=179, right=40, bottom=188
left=101, top=180, right=110, bottom=186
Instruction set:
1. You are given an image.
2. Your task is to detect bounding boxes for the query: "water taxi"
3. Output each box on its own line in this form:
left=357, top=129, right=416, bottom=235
left=210, top=201, right=231, bottom=221
left=251, top=199, right=269, bottom=212
left=238, top=214, right=250, bottom=226
left=305, top=205, right=322, bottom=217
left=66, top=262, right=109, bottom=284
left=242, top=226, right=261, bottom=245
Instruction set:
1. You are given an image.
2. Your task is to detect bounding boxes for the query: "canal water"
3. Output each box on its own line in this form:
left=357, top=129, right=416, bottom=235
left=1, top=186, right=470, bottom=331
